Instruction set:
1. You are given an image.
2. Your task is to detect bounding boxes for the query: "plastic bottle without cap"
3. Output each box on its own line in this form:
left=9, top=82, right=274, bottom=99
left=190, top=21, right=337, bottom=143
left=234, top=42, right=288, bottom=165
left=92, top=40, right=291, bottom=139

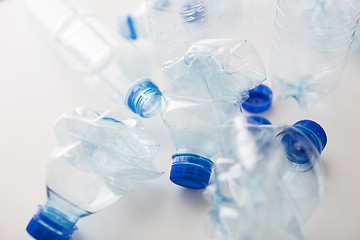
left=118, top=0, right=221, bottom=63
left=270, top=0, right=360, bottom=106
left=204, top=117, right=326, bottom=240
left=26, top=107, right=162, bottom=240
left=27, top=0, right=162, bottom=118
left=161, top=39, right=267, bottom=189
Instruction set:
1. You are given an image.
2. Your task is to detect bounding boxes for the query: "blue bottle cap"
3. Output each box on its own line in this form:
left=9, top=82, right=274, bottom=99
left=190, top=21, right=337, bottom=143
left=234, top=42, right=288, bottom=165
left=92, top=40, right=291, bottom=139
left=117, top=15, right=137, bottom=40
left=242, top=84, right=273, bottom=113
left=126, top=80, right=162, bottom=118
left=280, top=120, right=327, bottom=168
left=126, top=16, right=137, bottom=40
left=246, top=115, right=272, bottom=125
left=293, top=120, right=327, bottom=153
left=170, top=153, right=214, bottom=189
left=26, top=207, right=77, bottom=240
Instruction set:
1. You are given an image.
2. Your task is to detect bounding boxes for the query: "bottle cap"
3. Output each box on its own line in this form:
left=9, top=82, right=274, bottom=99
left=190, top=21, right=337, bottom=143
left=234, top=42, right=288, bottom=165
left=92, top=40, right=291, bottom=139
left=26, top=207, right=77, bottom=240
left=242, top=84, right=273, bottom=113
left=170, top=153, right=214, bottom=189
left=246, top=115, right=272, bottom=125
left=293, top=120, right=327, bottom=153
left=126, top=80, right=162, bottom=118
left=117, top=15, right=137, bottom=40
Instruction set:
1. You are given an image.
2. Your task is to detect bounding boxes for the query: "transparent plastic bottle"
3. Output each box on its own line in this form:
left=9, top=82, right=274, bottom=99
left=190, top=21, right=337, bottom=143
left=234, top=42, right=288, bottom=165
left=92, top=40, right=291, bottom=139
left=204, top=117, right=327, bottom=240
left=271, top=120, right=327, bottom=239
left=26, top=107, right=161, bottom=240
left=270, top=0, right=360, bottom=106
left=118, top=0, right=221, bottom=63
left=27, top=0, right=162, bottom=118
left=161, top=39, right=267, bottom=189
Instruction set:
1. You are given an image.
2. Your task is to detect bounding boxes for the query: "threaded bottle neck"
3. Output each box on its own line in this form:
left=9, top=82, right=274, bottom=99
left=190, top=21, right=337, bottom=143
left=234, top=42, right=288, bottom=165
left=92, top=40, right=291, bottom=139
left=126, top=80, right=162, bottom=118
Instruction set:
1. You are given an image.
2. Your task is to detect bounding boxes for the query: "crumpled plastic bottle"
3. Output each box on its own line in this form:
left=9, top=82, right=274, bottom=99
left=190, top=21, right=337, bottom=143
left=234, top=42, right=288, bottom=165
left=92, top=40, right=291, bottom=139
left=161, top=39, right=267, bottom=189
left=204, top=116, right=326, bottom=240
left=26, top=107, right=162, bottom=240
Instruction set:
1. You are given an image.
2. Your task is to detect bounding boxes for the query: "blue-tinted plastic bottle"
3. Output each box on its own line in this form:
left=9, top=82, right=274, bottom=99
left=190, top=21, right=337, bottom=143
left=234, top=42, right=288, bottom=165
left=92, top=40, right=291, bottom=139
left=27, top=0, right=162, bottom=118
left=270, top=0, right=360, bottom=105
left=26, top=107, right=161, bottom=239
left=271, top=120, right=327, bottom=238
left=161, top=39, right=267, bottom=189
left=118, top=0, right=221, bottom=62
left=205, top=118, right=327, bottom=240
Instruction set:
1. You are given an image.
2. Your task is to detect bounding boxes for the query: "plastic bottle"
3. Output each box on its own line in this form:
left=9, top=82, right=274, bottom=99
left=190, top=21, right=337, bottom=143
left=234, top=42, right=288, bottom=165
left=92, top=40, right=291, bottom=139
left=26, top=107, right=161, bottom=240
left=161, top=39, right=267, bottom=189
left=118, top=0, right=221, bottom=63
left=204, top=117, right=326, bottom=240
left=27, top=0, right=162, bottom=118
left=270, top=0, right=360, bottom=106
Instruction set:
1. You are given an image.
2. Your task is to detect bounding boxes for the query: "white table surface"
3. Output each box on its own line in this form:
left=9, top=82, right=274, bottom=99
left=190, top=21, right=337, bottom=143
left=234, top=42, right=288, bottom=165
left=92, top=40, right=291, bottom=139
left=1, top=0, right=360, bottom=239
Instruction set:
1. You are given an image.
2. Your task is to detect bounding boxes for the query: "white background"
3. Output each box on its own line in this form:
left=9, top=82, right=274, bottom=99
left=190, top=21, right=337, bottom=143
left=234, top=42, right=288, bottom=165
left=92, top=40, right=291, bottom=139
left=0, top=0, right=360, bottom=239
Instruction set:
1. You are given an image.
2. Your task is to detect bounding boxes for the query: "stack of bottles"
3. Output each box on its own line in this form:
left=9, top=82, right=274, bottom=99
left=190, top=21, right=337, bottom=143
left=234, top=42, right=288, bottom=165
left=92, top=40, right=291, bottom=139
left=24, top=0, right=355, bottom=239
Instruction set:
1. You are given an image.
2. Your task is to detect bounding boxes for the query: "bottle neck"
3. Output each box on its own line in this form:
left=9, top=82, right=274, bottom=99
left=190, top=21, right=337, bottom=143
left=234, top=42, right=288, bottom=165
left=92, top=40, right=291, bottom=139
left=126, top=79, right=162, bottom=118
left=46, top=187, right=91, bottom=222
left=26, top=188, right=92, bottom=240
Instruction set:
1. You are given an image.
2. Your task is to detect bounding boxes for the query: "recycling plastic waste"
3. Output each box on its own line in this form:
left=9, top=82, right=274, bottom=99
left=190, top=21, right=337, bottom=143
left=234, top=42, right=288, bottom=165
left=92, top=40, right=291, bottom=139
left=118, top=0, right=223, bottom=62
left=270, top=0, right=360, bottom=106
left=26, top=107, right=162, bottom=240
left=161, top=39, right=267, bottom=189
left=204, top=116, right=326, bottom=240
left=27, top=0, right=162, bottom=118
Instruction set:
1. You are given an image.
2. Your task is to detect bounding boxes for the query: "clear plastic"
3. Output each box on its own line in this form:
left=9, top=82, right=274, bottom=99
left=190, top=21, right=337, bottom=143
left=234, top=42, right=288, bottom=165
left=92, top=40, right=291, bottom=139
left=27, top=0, right=162, bottom=118
left=26, top=107, right=161, bottom=239
left=351, top=25, right=360, bottom=52
left=118, top=0, right=222, bottom=63
left=162, top=39, right=267, bottom=160
left=204, top=116, right=325, bottom=240
left=270, top=0, right=360, bottom=106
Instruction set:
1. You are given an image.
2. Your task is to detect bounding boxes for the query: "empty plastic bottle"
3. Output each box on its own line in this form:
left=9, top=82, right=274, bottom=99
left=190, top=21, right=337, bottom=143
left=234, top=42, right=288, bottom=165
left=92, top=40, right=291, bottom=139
left=118, top=0, right=221, bottom=62
left=270, top=0, right=360, bottom=106
left=270, top=120, right=326, bottom=239
left=27, top=0, right=162, bottom=118
left=26, top=107, right=161, bottom=240
left=205, top=116, right=326, bottom=240
left=204, top=116, right=283, bottom=240
left=161, top=39, right=267, bottom=189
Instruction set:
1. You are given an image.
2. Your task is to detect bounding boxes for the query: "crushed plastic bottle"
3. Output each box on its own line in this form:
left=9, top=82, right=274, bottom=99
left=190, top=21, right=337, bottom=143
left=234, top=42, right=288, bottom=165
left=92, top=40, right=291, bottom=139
left=26, top=107, right=162, bottom=240
left=270, top=0, right=360, bottom=106
left=204, top=116, right=326, bottom=240
left=27, top=0, right=162, bottom=118
left=118, top=0, right=222, bottom=62
left=204, top=116, right=283, bottom=240
left=161, top=39, right=267, bottom=189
